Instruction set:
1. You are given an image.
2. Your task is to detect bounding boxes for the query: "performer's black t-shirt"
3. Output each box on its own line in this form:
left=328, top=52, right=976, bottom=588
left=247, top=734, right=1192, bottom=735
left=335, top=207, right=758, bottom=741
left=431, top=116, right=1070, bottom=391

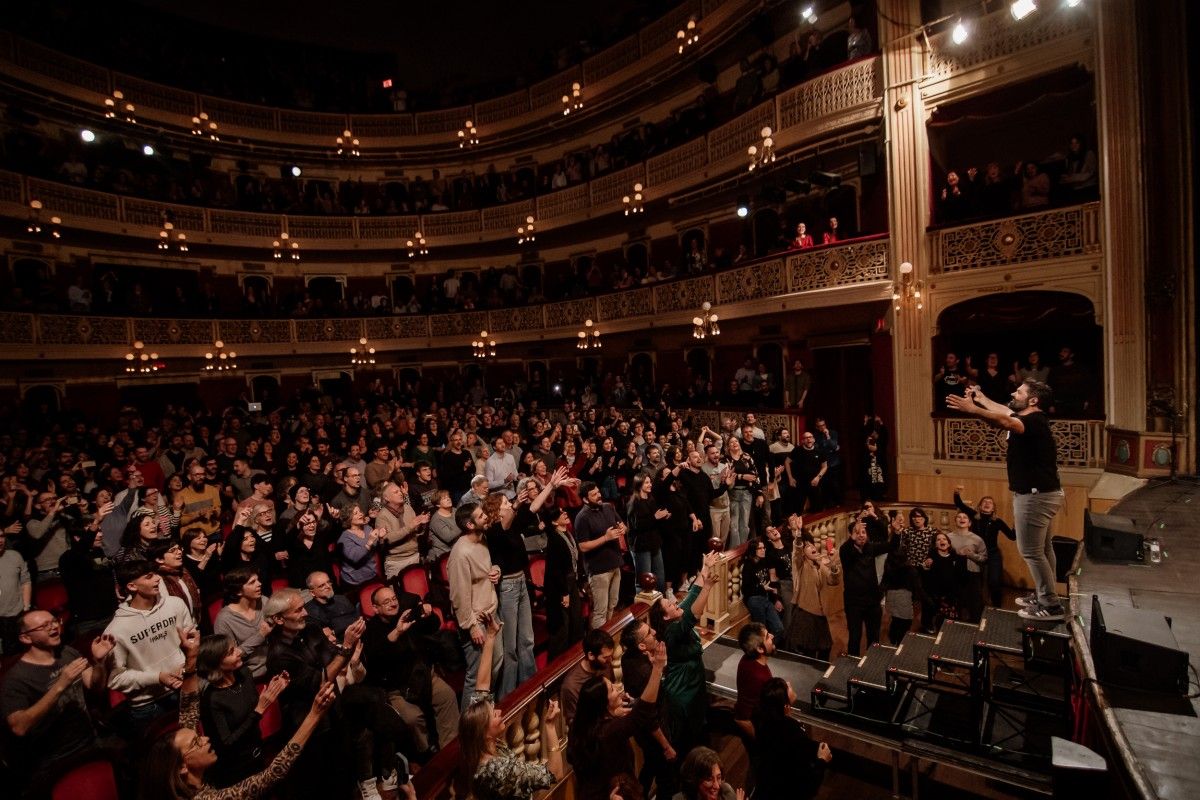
left=1006, top=411, right=1060, bottom=493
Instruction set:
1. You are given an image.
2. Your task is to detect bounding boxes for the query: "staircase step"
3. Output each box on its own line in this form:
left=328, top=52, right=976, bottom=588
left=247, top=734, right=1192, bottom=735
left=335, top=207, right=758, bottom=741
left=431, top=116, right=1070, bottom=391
left=888, top=632, right=937, bottom=686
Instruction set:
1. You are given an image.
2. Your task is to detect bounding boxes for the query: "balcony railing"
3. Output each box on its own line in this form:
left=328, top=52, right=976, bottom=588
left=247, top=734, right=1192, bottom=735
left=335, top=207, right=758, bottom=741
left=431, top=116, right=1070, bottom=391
left=0, top=0, right=757, bottom=145
left=0, top=57, right=883, bottom=249
left=934, top=416, right=1106, bottom=469
left=929, top=202, right=1102, bottom=274
left=0, top=236, right=891, bottom=351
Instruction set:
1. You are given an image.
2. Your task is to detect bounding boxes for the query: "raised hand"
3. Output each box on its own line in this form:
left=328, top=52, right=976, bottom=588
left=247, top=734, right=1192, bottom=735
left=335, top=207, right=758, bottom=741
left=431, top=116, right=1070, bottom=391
left=650, top=640, right=668, bottom=670
left=817, top=742, right=833, bottom=762
left=54, top=657, right=89, bottom=691
left=309, top=681, right=337, bottom=716
left=177, top=625, right=200, bottom=658
left=256, top=672, right=290, bottom=713
left=544, top=698, right=561, bottom=724
left=90, top=633, right=116, bottom=662
left=342, top=617, right=366, bottom=650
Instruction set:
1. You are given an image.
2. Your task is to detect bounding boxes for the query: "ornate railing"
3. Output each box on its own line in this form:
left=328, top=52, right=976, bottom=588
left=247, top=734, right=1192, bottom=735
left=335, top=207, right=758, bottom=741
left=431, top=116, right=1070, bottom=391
left=930, top=202, right=1102, bottom=273
left=0, top=236, right=891, bottom=351
left=923, top=2, right=1095, bottom=85
left=933, top=416, right=1106, bottom=469
left=0, top=0, right=738, bottom=145
left=0, top=55, right=884, bottom=248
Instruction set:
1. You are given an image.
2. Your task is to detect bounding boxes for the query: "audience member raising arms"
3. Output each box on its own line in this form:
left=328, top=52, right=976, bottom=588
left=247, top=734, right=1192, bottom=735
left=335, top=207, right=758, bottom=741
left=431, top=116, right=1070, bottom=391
left=954, top=486, right=1016, bottom=608
left=567, top=637, right=668, bottom=800
left=650, top=550, right=721, bottom=760
left=138, top=625, right=338, bottom=800
left=459, top=613, right=565, bottom=800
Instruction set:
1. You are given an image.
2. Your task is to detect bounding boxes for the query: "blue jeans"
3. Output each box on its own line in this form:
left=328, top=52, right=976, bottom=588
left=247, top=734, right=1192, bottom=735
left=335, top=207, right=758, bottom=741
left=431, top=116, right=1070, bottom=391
left=746, top=595, right=784, bottom=636
left=1012, top=489, right=1064, bottom=609
left=728, top=488, right=751, bottom=548
left=459, top=626, right=504, bottom=711
left=634, top=549, right=665, bottom=593
left=496, top=575, right=536, bottom=699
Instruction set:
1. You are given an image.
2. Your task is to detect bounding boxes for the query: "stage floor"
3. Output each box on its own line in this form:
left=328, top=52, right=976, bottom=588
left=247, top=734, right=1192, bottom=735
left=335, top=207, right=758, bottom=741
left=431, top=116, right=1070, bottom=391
left=1070, top=479, right=1200, bottom=800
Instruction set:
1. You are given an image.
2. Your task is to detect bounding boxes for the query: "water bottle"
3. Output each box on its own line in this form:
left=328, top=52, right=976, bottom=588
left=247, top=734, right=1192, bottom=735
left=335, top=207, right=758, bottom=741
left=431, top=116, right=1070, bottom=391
left=1149, top=538, right=1162, bottom=564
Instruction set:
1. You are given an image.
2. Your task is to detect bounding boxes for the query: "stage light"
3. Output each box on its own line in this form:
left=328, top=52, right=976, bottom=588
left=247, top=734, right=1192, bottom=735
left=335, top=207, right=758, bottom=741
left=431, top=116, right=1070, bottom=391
left=736, top=194, right=751, bottom=218
left=291, top=165, right=302, bottom=177
left=1010, top=0, right=1036, bottom=20
left=1065, top=0, right=1082, bottom=6
left=80, top=129, right=96, bottom=143
left=952, top=21, right=969, bottom=44
left=142, top=144, right=155, bottom=156
left=801, top=6, right=817, bottom=23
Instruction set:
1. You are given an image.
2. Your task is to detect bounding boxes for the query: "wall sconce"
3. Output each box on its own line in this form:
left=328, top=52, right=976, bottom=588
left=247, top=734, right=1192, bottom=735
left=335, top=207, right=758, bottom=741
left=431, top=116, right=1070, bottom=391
left=892, top=261, right=924, bottom=311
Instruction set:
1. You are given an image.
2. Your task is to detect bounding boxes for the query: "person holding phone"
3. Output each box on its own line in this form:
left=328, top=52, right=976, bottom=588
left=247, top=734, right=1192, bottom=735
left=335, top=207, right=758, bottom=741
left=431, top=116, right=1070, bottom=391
left=788, top=533, right=840, bottom=660
left=839, top=519, right=889, bottom=656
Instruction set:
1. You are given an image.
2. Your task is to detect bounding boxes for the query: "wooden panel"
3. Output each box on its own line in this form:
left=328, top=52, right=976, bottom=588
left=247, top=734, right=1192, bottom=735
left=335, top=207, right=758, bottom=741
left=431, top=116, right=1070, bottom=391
left=707, top=100, right=775, bottom=163
left=278, top=110, right=346, bottom=137
left=112, top=74, right=196, bottom=116
left=474, top=90, right=530, bottom=125
left=15, top=39, right=109, bottom=94
left=647, top=137, right=707, bottom=186
left=590, top=164, right=646, bottom=207
left=200, top=97, right=276, bottom=131
left=348, top=114, right=417, bottom=137
left=414, top=105, right=473, bottom=135
left=26, top=179, right=119, bottom=221
left=530, top=66, right=581, bottom=110
left=582, top=34, right=641, bottom=83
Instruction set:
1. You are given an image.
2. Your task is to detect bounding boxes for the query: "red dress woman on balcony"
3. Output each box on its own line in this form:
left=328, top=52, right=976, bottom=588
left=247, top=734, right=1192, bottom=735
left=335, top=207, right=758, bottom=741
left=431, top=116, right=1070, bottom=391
left=822, top=216, right=840, bottom=244
left=790, top=222, right=815, bottom=249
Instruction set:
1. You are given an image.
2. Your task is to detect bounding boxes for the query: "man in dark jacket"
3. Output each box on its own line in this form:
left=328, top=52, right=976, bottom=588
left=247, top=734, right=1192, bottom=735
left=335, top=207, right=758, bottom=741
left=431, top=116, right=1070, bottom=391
left=839, top=518, right=889, bottom=656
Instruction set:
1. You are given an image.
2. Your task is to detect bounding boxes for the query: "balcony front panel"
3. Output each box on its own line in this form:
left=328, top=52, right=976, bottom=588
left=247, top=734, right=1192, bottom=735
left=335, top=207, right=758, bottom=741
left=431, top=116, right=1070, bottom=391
left=486, top=304, right=546, bottom=334
left=198, top=97, right=277, bottom=131
left=717, top=258, right=787, bottom=304
left=582, top=34, right=641, bottom=84
left=777, top=57, right=881, bottom=130
left=419, top=210, right=482, bottom=239
left=36, top=315, right=129, bottom=345
left=474, top=90, right=531, bottom=126
left=787, top=236, right=889, bottom=292
left=590, top=164, right=648, bottom=207
left=14, top=38, right=109, bottom=94
left=647, top=137, right=708, bottom=186
left=26, top=179, right=119, bottom=221
left=932, top=203, right=1101, bottom=273
left=641, top=1, right=703, bottom=54
left=0, top=312, right=34, bottom=345
left=934, top=417, right=1105, bottom=470
left=414, top=105, right=474, bottom=136
left=357, top=215, right=423, bottom=240
left=278, top=109, right=348, bottom=138
left=347, top=114, right=417, bottom=138
left=114, top=73, right=196, bottom=116
left=216, top=319, right=293, bottom=345
left=481, top=201, right=536, bottom=234
left=530, top=65, right=582, bottom=112
left=132, top=318, right=216, bottom=345
left=365, top=315, right=431, bottom=341
left=654, top=275, right=714, bottom=314
left=209, top=209, right=281, bottom=238
left=707, top=99, right=775, bottom=163
left=429, top=310, right=489, bottom=338
left=287, top=217, right=358, bottom=241
left=597, top=287, right=654, bottom=322
left=535, top=183, right=590, bottom=221
left=544, top=298, right=598, bottom=329
left=122, top=198, right=206, bottom=231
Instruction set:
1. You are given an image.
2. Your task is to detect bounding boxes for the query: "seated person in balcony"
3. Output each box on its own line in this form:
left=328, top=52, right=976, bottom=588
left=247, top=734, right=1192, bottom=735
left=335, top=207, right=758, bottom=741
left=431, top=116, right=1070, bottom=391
left=1048, top=346, right=1094, bottom=416
left=938, top=170, right=971, bottom=223
left=1060, top=134, right=1098, bottom=201
left=1017, top=160, right=1051, bottom=209
left=733, top=58, right=764, bottom=111
left=790, top=222, right=815, bottom=249
left=934, top=351, right=970, bottom=408
left=847, top=14, right=874, bottom=59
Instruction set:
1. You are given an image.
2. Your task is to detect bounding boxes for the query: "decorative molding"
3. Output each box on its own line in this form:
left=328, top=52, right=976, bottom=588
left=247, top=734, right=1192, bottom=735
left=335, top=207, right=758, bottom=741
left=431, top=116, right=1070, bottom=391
left=598, top=287, right=653, bottom=321
left=0, top=312, right=34, bottom=344
left=933, top=203, right=1101, bottom=273
left=934, top=417, right=1104, bottom=468
left=787, top=237, right=889, bottom=292
left=429, top=310, right=488, bottom=337
left=718, top=258, right=786, bottom=304
left=777, top=57, right=881, bottom=129
left=365, top=315, right=430, bottom=340
left=133, top=318, right=214, bottom=345
left=925, top=5, right=1094, bottom=82
left=653, top=275, right=715, bottom=314
left=216, top=319, right=292, bottom=345
left=295, top=318, right=363, bottom=342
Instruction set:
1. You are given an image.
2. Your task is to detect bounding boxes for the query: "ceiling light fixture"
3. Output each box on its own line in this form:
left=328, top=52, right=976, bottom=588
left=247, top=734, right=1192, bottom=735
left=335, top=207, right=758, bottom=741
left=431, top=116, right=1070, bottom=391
left=1010, top=0, right=1037, bottom=20
left=458, top=121, right=479, bottom=148
left=692, top=302, right=720, bottom=339
left=623, top=183, right=645, bottom=215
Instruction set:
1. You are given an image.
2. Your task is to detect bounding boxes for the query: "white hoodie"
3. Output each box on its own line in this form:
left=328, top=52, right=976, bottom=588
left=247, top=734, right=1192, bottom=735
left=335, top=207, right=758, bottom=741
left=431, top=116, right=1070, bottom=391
left=104, top=591, right=193, bottom=707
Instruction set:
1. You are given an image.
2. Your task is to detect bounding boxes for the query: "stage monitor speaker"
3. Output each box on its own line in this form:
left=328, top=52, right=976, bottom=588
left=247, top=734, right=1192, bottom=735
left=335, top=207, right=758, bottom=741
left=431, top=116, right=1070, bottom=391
left=1084, top=509, right=1143, bottom=562
left=1089, top=595, right=1190, bottom=695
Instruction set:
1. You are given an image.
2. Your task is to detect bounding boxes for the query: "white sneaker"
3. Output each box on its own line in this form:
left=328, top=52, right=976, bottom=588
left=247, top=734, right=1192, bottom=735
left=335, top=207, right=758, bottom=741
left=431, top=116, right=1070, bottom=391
left=359, top=779, right=384, bottom=800
left=1014, top=593, right=1038, bottom=608
left=379, top=770, right=399, bottom=792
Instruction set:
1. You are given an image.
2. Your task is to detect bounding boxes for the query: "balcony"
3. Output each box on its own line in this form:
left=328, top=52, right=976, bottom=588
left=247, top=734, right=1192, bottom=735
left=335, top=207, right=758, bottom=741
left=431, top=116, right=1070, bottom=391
left=933, top=416, right=1106, bottom=469
left=929, top=202, right=1102, bottom=274
left=0, top=236, right=891, bottom=357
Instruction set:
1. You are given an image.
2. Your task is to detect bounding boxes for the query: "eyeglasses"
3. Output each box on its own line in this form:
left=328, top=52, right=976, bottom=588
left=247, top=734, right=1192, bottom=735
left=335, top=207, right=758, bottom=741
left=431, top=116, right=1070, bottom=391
left=21, top=617, right=62, bottom=634
left=183, top=733, right=207, bottom=756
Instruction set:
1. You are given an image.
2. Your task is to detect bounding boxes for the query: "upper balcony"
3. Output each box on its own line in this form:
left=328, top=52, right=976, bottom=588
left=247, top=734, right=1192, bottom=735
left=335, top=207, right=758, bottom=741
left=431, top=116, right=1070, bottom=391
left=0, top=56, right=885, bottom=252
left=0, top=0, right=766, bottom=152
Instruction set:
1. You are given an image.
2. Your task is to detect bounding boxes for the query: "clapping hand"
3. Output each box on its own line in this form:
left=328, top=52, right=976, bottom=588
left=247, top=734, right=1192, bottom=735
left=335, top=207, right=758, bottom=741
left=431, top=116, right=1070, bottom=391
left=89, top=633, right=116, bottom=662
left=342, top=618, right=366, bottom=651
left=54, top=657, right=90, bottom=691
left=256, top=672, right=290, bottom=713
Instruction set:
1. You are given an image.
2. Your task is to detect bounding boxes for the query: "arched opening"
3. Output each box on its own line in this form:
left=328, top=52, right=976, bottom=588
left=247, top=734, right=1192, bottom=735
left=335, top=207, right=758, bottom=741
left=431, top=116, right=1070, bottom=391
left=751, top=208, right=781, bottom=257
left=624, top=242, right=649, bottom=277
left=250, top=375, right=280, bottom=407
left=519, top=263, right=543, bottom=300
left=396, top=367, right=422, bottom=395
left=242, top=275, right=271, bottom=314
left=629, top=352, right=655, bottom=399
left=753, top=342, right=785, bottom=406
left=680, top=228, right=707, bottom=273
left=390, top=275, right=415, bottom=312
left=305, top=276, right=346, bottom=315
left=685, top=348, right=711, bottom=401
left=11, top=258, right=54, bottom=309
left=571, top=255, right=594, bottom=298
left=21, top=384, right=61, bottom=417
left=934, top=290, right=1102, bottom=417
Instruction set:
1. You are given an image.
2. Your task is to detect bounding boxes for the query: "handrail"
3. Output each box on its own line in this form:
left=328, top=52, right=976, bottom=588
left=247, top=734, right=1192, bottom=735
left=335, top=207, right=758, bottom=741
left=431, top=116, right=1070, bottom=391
left=0, top=57, right=884, bottom=249
left=0, top=236, right=893, bottom=351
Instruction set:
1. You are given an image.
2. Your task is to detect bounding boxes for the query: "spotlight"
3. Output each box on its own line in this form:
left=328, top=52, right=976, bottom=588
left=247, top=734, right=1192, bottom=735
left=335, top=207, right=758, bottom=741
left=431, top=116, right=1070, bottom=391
left=952, top=20, right=969, bottom=44
left=801, top=6, right=817, bottom=23
left=1010, top=0, right=1036, bottom=20
left=142, top=144, right=155, bottom=156
left=80, top=129, right=96, bottom=143
left=1065, top=0, right=1082, bottom=6
left=736, top=194, right=750, bottom=218
left=291, top=165, right=302, bottom=177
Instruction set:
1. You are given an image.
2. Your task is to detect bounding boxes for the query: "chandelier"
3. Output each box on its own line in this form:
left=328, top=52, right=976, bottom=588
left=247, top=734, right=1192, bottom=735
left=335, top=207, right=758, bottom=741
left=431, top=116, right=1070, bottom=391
left=157, top=221, right=188, bottom=252
left=336, top=129, right=361, bottom=157
left=692, top=302, right=720, bottom=339
left=25, top=200, right=61, bottom=239
left=273, top=232, right=300, bottom=261
left=562, top=83, right=583, bottom=115
left=204, top=340, right=237, bottom=371
left=747, top=127, right=775, bottom=172
left=124, top=341, right=161, bottom=373
left=458, top=120, right=479, bottom=148
left=677, top=19, right=700, bottom=54
left=351, top=337, right=377, bottom=366
left=892, top=261, right=924, bottom=312
left=517, top=216, right=536, bottom=244
left=191, top=112, right=219, bottom=141
left=472, top=331, right=496, bottom=359
left=104, top=90, right=136, bottom=124
left=623, top=183, right=645, bottom=215
left=407, top=232, right=428, bottom=258
left=577, top=319, right=601, bottom=350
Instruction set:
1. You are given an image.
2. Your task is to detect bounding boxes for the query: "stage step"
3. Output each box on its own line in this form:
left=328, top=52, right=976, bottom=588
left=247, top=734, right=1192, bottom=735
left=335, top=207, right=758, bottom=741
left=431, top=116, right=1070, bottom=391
left=811, top=655, right=860, bottom=709
left=929, top=620, right=982, bottom=689
left=848, top=643, right=899, bottom=716
left=887, top=631, right=937, bottom=690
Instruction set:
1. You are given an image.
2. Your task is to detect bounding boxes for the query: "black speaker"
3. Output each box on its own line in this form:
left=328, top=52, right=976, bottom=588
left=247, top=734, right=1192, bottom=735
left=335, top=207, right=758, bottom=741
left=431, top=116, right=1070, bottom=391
left=1090, top=595, right=1190, bottom=695
left=1083, top=510, right=1143, bottom=562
